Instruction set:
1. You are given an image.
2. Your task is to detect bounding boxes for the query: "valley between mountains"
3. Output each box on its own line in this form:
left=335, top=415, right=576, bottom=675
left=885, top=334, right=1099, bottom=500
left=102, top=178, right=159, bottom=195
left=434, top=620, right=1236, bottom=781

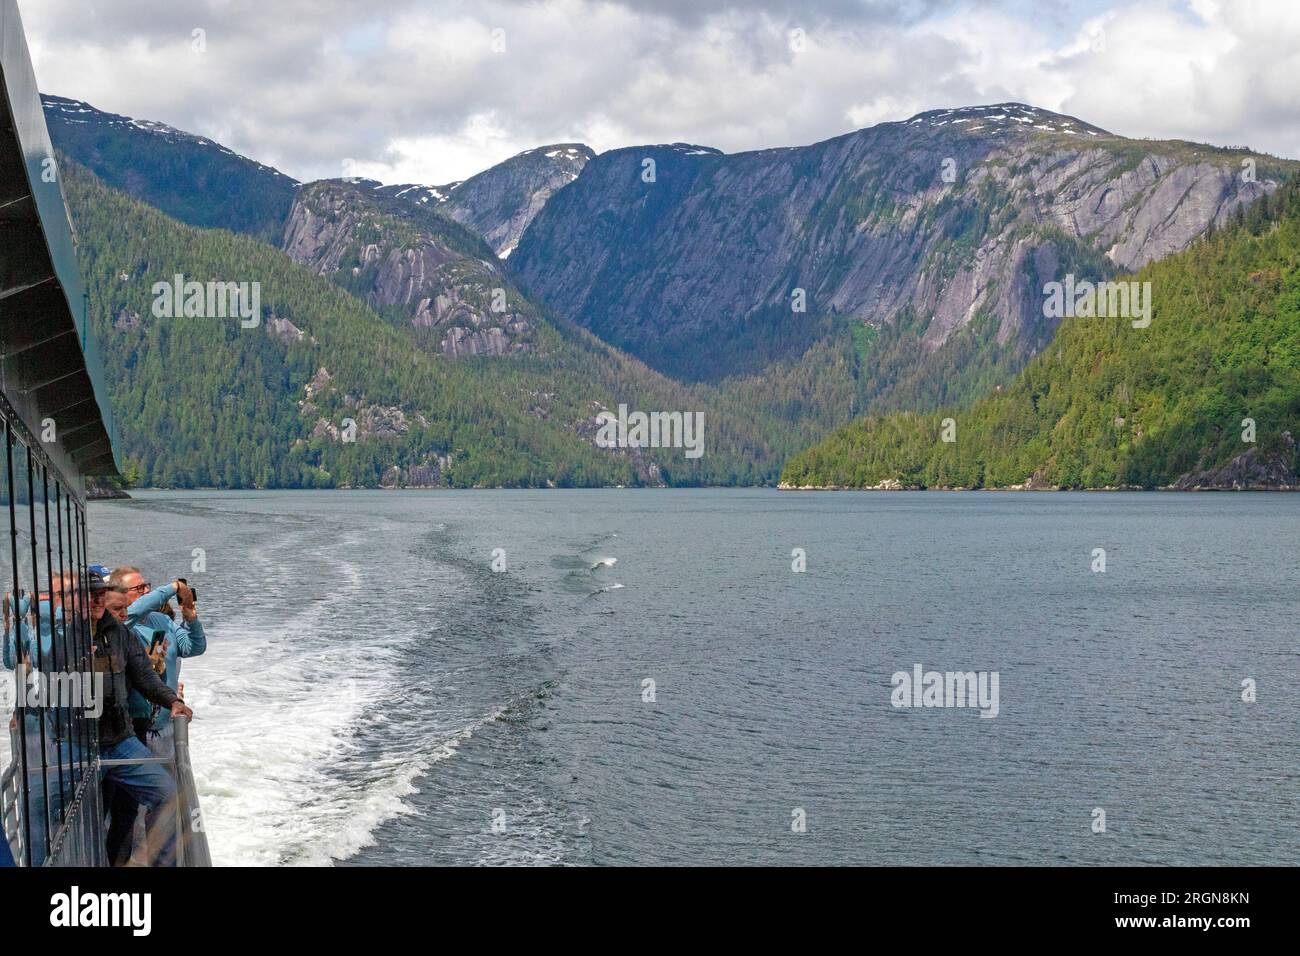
left=44, top=94, right=1299, bottom=490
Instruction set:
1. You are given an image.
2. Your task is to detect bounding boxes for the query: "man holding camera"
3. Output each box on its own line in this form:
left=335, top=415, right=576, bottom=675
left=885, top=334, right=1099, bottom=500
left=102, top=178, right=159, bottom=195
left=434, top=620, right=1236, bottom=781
left=103, top=568, right=206, bottom=867
left=89, top=571, right=193, bottom=867
left=109, top=568, right=206, bottom=758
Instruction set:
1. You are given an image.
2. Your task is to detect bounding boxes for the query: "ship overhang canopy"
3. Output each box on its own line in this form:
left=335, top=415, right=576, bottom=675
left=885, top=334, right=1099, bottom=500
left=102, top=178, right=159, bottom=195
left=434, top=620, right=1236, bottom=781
left=0, top=0, right=119, bottom=481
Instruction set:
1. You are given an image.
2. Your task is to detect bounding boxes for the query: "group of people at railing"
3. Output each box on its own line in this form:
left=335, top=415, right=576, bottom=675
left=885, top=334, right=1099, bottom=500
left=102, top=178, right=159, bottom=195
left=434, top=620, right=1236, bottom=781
left=2, top=566, right=206, bottom=866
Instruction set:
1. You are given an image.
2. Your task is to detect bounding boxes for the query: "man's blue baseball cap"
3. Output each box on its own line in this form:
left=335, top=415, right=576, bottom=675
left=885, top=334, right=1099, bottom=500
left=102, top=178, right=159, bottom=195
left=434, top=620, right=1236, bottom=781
left=87, top=564, right=114, bottom=593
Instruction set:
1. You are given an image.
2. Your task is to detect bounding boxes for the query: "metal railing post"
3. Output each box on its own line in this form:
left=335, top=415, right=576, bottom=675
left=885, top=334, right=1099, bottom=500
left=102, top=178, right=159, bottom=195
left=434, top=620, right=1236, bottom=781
left=172, top=714, right=211, bottom=867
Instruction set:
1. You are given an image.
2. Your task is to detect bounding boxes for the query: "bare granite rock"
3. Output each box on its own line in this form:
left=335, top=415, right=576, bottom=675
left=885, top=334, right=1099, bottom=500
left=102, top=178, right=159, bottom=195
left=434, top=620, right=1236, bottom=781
left=1171, top=433, right=1298, bottom=490
left=512, top=104, right=1290, bottom=386
left=282, top=180, right=536, bottom=358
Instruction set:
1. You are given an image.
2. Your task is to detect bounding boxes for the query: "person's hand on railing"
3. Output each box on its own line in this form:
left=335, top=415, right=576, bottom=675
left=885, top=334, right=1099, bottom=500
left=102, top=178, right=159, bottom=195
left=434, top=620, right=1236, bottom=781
left=170, top=699, right=193, bottom=721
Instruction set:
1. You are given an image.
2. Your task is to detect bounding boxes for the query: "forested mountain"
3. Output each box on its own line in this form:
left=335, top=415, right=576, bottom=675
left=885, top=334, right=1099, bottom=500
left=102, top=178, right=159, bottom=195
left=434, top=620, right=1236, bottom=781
left=510, top=105, right=1293, bottom=410
left=43, top=94, right=298, bottom=241
left=44, top=94, right=592, bottom=260
left=65, top=159, right=825, bottom=488
left=282, top=179, right=539, bottom=357
left=50, top=94, right=1299, bottom=491
left=780, top=179, right=1300, bottom=490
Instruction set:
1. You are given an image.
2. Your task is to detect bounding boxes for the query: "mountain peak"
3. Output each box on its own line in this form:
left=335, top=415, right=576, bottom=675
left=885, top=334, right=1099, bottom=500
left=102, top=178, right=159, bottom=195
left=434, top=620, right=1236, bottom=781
left=42, top=92, right=300, bottom=240
left=902, top=103, right=1111, bottom=138
left=521, top=143, right=595, bottom=162
left=42, top=93, right=300, bottom=181
left=373, top=140, right=597, bottom=258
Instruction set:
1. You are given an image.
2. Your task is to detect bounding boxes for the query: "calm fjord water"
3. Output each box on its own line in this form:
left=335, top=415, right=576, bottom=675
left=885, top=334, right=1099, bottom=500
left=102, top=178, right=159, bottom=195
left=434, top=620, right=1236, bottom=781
left=89, top=490, right=1298, bottom=866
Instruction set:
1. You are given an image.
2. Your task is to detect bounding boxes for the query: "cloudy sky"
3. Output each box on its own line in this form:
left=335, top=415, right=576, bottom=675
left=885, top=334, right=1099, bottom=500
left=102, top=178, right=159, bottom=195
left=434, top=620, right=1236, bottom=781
left=21, top=0, right=1300, bottom=186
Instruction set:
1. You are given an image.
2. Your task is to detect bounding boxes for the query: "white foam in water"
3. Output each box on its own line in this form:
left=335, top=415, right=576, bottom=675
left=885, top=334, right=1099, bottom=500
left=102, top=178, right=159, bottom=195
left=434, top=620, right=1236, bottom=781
left=2, top=496, right=518, bottom=866
left=177, top=523, right=450, bottom=866
left=316, top=704, right=507, bottom=865
left=0, top=678, right=13, bottom=771
left=182, top=545, right=380, bottom=864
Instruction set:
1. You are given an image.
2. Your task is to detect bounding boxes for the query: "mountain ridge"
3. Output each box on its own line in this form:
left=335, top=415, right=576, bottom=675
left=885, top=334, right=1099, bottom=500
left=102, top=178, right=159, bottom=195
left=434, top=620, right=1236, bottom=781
left=43, top=93, right=299, bottom=241
left=780, top=177, right=1300, bottom=491
left=45, top=92, right=1300, bottom=490
left=63, top=155, right=829, bottom=489
left=509, top=100, right=1292, bottom=401
left=42, top=94, right=596, bottom=260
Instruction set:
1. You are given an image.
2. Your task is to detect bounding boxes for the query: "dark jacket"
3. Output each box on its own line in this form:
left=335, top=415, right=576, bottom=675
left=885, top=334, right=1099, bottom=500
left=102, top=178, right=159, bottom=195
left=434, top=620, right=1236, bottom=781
left=92, top=611, right=178, bottom=749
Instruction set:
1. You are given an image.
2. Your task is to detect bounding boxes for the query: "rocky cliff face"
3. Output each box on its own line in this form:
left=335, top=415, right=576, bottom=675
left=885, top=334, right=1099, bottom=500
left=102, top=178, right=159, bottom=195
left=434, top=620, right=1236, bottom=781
left=510, top=104, right=1292, bottom=388
left=282, top=180, right=537, bottom=357
left=1171, top=433, right=1298, bottom=490
left=378, top=143, right=593, bottom=258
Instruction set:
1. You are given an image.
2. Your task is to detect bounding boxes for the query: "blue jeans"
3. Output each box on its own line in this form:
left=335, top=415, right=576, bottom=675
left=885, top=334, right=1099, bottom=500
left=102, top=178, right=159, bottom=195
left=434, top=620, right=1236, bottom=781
left=100, top=736, right=178, bottom=867
left=7, top=714, right=70, bottom=866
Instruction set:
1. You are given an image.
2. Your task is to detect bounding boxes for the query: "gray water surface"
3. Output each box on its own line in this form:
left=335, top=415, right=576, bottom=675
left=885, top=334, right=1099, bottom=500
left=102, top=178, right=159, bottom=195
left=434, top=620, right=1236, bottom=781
left=89, top=490, right=1299, bottom=866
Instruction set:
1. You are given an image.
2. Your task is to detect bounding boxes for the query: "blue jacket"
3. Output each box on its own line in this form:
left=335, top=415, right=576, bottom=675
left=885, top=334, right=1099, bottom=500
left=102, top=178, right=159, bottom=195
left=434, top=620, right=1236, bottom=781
left=2, top=595, right=63, bottom=671
left=124, top=584, right=206, bottom=730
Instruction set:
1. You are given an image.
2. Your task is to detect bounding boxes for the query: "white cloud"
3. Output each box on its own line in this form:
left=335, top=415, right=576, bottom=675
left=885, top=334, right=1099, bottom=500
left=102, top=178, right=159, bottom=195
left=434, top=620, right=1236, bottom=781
left=340, top=114, right=523, bottom=186
left=19, top=0, right=1300, bottom=186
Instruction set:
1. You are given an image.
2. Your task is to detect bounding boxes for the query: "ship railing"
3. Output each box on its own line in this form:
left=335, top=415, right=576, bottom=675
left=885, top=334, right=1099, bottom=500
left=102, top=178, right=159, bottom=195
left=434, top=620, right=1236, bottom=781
left=97, top=714, right=211, bottom=867
left=1, top=757, right=20, bottom=858
left=2, top=713, right=209, bottom=866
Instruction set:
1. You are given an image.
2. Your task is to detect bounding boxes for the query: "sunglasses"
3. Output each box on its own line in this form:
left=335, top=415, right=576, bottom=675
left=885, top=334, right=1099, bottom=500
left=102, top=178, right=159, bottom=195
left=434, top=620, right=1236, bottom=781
left=127, top=582, right=152, bottom=594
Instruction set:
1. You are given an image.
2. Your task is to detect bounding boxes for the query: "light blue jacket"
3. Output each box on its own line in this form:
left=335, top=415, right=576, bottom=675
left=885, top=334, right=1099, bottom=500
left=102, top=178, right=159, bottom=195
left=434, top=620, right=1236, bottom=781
left=2, top=595, right=62, bottom=671
left=124, top=584, right=207, bottom=730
